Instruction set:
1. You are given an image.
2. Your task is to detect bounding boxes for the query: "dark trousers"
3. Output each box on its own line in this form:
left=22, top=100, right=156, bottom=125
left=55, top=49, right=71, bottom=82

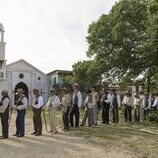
left=124, top=105, right=132, bottom=122
left=33, top=108, right=42, bottom=134
left=16, top=109, right=26, bottom=136
left=1, top=112, right=9, bottom=138
left=102, top=103, right=110, bottom=124
left=134, top=106, right=140, bottom=122
left=112, top=106, right=119, bottom=123
left=62, top=106, right=70, bottom=130
left=70, top=104, right=79, bottom=127
left=144, top=109, right=149, bottom=120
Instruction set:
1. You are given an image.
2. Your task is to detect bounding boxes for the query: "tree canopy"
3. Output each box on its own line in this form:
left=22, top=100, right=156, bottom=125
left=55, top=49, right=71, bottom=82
left=72, top=0, right=158, bottom=91
left=86, top=0, right=157, bottom=81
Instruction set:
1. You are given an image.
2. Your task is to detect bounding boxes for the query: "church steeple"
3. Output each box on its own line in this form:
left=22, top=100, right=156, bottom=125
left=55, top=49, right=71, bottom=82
left=0, top=23, right=6, bottom=79
left=0, top=23, right=5, bottom=60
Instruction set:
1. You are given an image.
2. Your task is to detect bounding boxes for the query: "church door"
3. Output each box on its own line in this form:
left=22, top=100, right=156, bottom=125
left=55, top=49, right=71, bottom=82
left=14, top=82, right=29, bottom=103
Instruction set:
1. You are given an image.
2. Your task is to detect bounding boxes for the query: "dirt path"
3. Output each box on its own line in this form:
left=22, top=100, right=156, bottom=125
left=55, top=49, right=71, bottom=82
left=0, top=113, right=135, bottom=158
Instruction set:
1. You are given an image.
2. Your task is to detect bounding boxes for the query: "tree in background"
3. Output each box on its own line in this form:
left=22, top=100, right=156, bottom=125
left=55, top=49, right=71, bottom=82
left=72, top=60, right=102, bottom=90
left=87, top=0, right=149, bottom=79
left=72, top=0, right=158, bottom=92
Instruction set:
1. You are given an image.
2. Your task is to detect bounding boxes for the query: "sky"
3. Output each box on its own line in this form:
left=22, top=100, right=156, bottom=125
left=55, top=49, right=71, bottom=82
left=0, top=0, right=116, bottom=74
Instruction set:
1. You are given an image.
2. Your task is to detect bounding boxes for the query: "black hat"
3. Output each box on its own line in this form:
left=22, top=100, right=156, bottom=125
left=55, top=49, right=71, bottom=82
left=87, top=90, right=92, bottom=94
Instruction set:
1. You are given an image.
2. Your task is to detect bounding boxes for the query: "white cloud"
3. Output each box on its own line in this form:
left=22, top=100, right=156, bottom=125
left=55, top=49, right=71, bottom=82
left=0, top=0, right=116, bottom=73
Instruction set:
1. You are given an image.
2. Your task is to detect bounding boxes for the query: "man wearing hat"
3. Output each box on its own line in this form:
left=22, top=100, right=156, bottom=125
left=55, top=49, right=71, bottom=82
left=110, top=89, right=121, bottom=123
left=0, top=90, right=10, bottom=139
left=101, top=89, right=112, bottom=125
left=31, top=88, right=43, bottom=136
left=45, top=88, right=60, bottom=134
left=122, top=91, right=134, bottom=123
left=81, top=90, right=96, bottom=127
left=70, top=83, right=82, bottom=128
left=13, top=88, right=28, bottom=137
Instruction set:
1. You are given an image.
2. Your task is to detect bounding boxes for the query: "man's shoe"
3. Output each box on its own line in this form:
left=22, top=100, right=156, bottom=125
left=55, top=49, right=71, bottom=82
left=80, top=124, right=84, bottom=126
left=31, top=131, right=37, bottom=135
left=13, top=134, right=18, bottom=136
left=52, top=131, right=58, bottom=134
left=17, top=135, right=24, bottom=138
left=35, top=133, right=42, bottom=136
left=48, top=130, right=53, bottom=133
left=0, top=136, right=8, bottom=139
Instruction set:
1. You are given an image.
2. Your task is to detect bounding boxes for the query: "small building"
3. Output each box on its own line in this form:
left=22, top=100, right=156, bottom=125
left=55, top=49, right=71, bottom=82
left=47, top=70, right=72, bottom=89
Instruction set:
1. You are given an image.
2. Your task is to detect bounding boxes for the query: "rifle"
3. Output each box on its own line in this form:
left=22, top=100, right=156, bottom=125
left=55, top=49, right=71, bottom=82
left=42, top=109, right=48, bottom=132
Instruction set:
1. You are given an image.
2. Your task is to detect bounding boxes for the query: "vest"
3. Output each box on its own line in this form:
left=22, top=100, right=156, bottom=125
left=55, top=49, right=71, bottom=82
left=104, top=94, right=108, bottom=101
left=17, top=96, right=25, bottom=107
left=145, top=96, right=149, bottom=108
left=34, top=98, right=39, bottom=105
left=113, top=95, right=118, bottom=107
left=74, top=94, right=78, bottom=105
left=0, top=95, right=10, bottom=115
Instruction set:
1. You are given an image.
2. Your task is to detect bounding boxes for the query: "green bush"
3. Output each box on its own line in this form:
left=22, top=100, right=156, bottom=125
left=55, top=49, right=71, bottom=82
left=147, top=111, right=158, bottom=123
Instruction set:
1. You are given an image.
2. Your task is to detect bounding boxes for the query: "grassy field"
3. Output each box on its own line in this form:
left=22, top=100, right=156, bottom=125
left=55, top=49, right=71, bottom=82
left=27, top=108, right=158, bottom=158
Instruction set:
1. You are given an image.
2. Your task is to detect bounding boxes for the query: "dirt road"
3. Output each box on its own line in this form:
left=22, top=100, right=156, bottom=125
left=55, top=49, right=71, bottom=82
left=0, top=113, right=135, bottom=158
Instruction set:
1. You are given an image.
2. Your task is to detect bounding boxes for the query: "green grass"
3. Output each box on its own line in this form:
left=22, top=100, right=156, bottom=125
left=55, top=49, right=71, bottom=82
left=26, top=109, right=158, bottom=157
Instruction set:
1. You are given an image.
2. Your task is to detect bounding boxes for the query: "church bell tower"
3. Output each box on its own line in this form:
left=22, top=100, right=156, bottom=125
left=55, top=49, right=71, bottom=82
left=0, top=23, right=6, bottom=79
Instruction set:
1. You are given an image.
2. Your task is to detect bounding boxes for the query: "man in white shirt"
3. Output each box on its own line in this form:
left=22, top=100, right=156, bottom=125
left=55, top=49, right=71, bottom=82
left=122, top=91, right=133, bottom=123
left=148, top=93, right=155, bottom=110
left=45, top=88, right=60, bottom=134
left=110, top=89, right=121, bottom=123
left=139, top=91, right=146, bottom=122
left=31, top=88, right=43, bottom=136
left=81, top=90, right=96, bottom=127
left=13, top=88, right=28, bottom=137
left=0, top=90, right=10, bottom=139
left=152, top=93, right=158, bottom=111
left=91, top=86, right=100, bottom=126
left=70, top=83, right=82, bottom=128
left=101, top=89, right=112, bottom=124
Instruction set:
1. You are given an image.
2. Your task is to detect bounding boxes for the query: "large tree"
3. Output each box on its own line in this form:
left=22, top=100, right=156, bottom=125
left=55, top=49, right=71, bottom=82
left=86, top=0, right=156, bottom=82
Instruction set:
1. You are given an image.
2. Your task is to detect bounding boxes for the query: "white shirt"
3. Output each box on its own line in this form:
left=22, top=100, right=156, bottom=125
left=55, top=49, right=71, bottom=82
left=0, top=97, right=10, bottom=113
left=46, top=95, right=60, bottom=109
left=101, top=93, right=112, bottom=104
left=152, top=96, right=158, bottom=108
left=72, top=90, right=82, bottom=108
left=139, top=95, right=146, bottom=108
left=84, top=95, right=96, bottom=109
left=122, top=96, right=134, bottom=106
left=133, top=97, right=141, bottom=106
left=17, top=95, right=28, bottom=110
left=32, top=96, right=43, bottom=109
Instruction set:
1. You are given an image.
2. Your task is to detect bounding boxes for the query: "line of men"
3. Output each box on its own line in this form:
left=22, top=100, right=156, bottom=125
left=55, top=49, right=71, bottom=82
left=122, top=91, right=158, bottom=123
left=0, top=83, right=82, bottom=139
left=81, top=88, right=158, bottom=126
left=0, top=84, right=158, bottom=139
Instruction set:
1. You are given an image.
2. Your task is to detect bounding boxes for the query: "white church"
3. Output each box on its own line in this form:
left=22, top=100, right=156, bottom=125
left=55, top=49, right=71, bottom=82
left=0, top=23, right=49, bottom=105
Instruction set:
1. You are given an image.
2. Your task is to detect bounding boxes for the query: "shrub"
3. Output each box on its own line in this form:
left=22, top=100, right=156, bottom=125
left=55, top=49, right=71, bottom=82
left=147, top=111, right=158, bottom=123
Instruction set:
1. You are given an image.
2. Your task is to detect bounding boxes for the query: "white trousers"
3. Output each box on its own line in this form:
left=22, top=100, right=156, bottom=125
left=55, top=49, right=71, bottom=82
left=49, top=106, right=58, bottom=132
